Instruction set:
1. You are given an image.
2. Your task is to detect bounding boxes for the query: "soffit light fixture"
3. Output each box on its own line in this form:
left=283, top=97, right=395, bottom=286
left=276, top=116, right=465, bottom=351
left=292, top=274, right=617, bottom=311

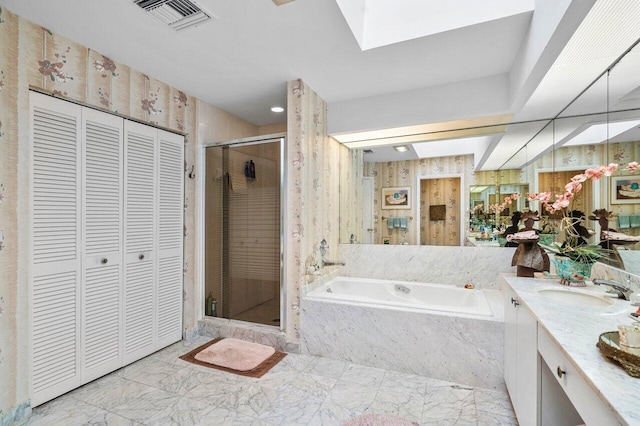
left=271, top=106, right=285, bottom=113
left=394, top=145, right=408, bottom=152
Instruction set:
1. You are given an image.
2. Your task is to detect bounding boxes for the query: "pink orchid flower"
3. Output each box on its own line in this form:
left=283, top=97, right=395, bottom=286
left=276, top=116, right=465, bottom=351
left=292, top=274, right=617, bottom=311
left=584, top=168, right=604, bottom=180
left=571, top=174, right=587, bottom=183
left=600, top=163, right=619, bottom=176
left=627, top=161, right=639, bottom=172
left=564, top=181, right=582, bottom=194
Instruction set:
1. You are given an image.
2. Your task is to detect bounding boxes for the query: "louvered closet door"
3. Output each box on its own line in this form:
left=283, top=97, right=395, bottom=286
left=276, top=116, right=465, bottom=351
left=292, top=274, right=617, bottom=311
left=156, top=130, right=184, bottom=347
left=81, top=109, right=124, bottom=382
left=30, top=93, right=82, bottom=406
left=123, top=121, right=158, bottom=363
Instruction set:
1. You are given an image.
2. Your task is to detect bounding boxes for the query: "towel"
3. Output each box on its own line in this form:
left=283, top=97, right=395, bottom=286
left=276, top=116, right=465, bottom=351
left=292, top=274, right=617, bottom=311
left=387, top=217, right=395, bottom=230
left=618, top=215, right=630, bottom=229
left=631, top=215, right=640, bottom=229
left=229, top=172, right=248, bottom=193
left=602, top=230, right=640, bottom=242
left=399, top=217, right=408, bottom=229
left=507, top=229, right=539, bottom=242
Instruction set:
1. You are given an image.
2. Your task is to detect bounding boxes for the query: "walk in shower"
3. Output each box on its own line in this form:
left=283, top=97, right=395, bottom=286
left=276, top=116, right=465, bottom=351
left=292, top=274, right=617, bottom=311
left=204, top=136, right=284, bottom=328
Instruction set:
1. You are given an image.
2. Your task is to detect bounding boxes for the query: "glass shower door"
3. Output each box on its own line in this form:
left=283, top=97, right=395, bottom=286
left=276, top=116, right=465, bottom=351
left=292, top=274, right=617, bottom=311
left=205, top=139, right=282, bottom=327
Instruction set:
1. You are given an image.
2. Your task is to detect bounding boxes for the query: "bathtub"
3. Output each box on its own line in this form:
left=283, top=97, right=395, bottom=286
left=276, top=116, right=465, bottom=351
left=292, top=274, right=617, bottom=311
left=305, top=276, right=493, bottom=317
left=301, top=276, right=505, bottom=390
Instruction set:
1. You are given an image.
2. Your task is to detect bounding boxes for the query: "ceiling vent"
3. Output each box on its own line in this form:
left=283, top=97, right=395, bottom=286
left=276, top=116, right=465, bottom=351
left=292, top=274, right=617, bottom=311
left=134, top=0, right=214, bottom=31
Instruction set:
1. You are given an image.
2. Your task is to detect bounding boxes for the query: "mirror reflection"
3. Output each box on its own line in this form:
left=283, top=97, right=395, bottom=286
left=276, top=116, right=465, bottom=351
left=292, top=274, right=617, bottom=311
left=339, top=37, right=640, bottom=279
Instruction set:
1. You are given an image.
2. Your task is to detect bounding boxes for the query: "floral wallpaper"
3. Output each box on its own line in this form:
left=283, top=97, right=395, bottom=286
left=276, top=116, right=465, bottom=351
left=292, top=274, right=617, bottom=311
left=286, top=79, right=357, bottom=342
left=339, top=145, right=364, bottom=244
left=0, top=6, right=212, bottom=420
left=0, top=5, right=22, bottom=421
left=364, top=155, right=475, bottom=245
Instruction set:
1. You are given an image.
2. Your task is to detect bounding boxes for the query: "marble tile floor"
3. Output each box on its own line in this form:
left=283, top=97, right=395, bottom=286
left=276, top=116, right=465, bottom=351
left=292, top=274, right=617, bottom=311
left=18, top=337, right=518, bottom=426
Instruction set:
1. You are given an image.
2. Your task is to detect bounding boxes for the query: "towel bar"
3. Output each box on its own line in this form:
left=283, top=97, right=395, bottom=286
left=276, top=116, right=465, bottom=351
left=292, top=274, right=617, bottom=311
left=382, top=216, right=413, bottom=221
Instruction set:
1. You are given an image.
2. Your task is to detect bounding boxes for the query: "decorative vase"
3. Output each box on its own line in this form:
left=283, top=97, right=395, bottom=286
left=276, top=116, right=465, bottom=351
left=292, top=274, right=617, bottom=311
left=551, top=255, right=592, bottom=286
left=539, top=233, right=556, bottom=246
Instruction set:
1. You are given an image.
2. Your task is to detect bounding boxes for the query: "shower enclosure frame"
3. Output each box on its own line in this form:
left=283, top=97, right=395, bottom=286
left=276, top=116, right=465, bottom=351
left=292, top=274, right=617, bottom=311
left=196, top=133, right=287, bottom=332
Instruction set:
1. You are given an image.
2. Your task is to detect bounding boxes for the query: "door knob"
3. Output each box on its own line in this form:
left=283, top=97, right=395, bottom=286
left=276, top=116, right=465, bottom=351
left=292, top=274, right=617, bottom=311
left=101, top=258, right=108, bottom=265
left=557, top=366, right=566, bottom=378
left=139, top=254, right=145, bottom=260
left=511, top=297, right=519, bottom=306
left=367, top=228, right=373, bottom=232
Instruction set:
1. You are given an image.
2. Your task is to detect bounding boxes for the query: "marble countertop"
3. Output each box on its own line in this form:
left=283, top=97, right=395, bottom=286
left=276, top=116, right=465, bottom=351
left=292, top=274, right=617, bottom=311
left=502, top=274, right=640, bottom=426
left=466, top=236, right=501, bottom=247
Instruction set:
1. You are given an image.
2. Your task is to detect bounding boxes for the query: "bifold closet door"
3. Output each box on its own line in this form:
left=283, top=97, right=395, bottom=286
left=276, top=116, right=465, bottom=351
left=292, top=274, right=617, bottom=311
left=123, top=121, right=158, bottom=363
left=30, top=93, right=82, bottom=406
left=81, top=109, right=124, bottom=382
left=157, top=130, right=184, bottom=347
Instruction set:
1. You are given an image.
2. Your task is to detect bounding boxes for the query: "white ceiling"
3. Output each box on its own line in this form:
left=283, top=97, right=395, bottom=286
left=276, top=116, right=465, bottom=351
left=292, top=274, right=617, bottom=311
left=3, top=0, right=640, bottom=169
left=1, top=0, right=532, bottom=128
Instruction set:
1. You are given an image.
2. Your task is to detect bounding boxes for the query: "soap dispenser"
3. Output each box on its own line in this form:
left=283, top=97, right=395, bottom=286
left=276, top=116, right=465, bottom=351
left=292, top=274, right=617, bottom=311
left=205, top=292, right=213, bottom=316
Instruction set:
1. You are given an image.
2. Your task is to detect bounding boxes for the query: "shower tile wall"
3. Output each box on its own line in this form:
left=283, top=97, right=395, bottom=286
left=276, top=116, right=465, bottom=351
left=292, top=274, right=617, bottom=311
left=226, top=145, right=280, bottom=318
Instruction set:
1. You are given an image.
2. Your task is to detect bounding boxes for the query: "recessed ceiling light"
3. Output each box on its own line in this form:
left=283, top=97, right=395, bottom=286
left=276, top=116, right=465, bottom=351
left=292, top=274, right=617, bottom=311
left=271, top=106, right=285, bottom=113
left=393, top=145, right=408, bottom=152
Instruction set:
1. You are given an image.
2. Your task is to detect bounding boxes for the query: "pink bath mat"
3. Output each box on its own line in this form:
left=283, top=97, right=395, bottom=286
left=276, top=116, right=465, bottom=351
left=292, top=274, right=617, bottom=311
left=195, top=338, right=275, bottom=371
left=179, top=338, right=286, bottom=378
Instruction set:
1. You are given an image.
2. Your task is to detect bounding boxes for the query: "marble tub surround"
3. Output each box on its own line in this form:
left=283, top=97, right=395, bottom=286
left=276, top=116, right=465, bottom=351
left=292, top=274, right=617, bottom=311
left=338, top=244, right=515, bottom=289
left=302, top=266, right=342, bottom=297
left=502, top=274, right=640, bottom=425
left=17, top=337, right=516, bottom=425
left=301, top=292, right=505, bottom=390
left=198, top=317, right=288, bottom=352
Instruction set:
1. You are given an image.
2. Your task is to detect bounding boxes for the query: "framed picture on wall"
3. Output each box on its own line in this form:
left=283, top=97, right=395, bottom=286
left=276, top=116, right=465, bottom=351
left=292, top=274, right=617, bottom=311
left=611, top=175, right=640, bottom=204
left=381, top=186, right=411, bottom=209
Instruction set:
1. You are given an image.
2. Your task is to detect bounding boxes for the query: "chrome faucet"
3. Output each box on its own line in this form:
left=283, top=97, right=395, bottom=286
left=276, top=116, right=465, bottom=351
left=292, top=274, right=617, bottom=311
left=318, top=239, right=345, bottom=267
left=593, top=278, right=631, bottom=300
left=322, top=260, right=346, bottom=266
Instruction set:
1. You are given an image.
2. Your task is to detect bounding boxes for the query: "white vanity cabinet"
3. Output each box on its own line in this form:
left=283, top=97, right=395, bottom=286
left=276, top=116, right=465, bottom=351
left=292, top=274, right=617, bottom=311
left=503, top=286, right=540, bottom=426
left=537, top=326, right=620, bottom=426
left=503, top=277, right=625, bottom=426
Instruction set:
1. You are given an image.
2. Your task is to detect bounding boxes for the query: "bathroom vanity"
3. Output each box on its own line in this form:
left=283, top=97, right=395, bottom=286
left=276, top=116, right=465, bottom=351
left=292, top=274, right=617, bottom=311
left=502, top=275, right=639, bottom=426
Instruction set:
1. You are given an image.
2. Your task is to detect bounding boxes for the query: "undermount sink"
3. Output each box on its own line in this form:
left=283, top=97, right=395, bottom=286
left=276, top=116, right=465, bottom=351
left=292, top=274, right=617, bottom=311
left=536, top=287, right=614, bottom=307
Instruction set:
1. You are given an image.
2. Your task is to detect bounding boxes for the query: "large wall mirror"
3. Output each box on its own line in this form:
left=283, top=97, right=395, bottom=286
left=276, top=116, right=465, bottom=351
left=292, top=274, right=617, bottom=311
left=338, top=36, right=640, bottom=278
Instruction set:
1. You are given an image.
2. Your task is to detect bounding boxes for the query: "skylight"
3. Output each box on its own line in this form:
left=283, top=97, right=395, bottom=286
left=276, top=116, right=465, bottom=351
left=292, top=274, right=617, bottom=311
left=335, top=0, right=535, bottom=51
left=562, top=120, right=640, bottom=147
left=412, top=135, right=492, bottom=163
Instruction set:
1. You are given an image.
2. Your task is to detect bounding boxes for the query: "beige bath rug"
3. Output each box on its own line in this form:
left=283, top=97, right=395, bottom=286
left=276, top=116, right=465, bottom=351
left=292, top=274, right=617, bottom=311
left=179, top=338, right=286, bottom=378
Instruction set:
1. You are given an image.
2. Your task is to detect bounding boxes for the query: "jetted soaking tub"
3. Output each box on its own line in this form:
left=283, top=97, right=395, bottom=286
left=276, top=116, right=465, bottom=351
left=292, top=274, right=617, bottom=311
left=301, top=276, right=504, bottom=390
left=304, top=276, right=493, bottom=317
